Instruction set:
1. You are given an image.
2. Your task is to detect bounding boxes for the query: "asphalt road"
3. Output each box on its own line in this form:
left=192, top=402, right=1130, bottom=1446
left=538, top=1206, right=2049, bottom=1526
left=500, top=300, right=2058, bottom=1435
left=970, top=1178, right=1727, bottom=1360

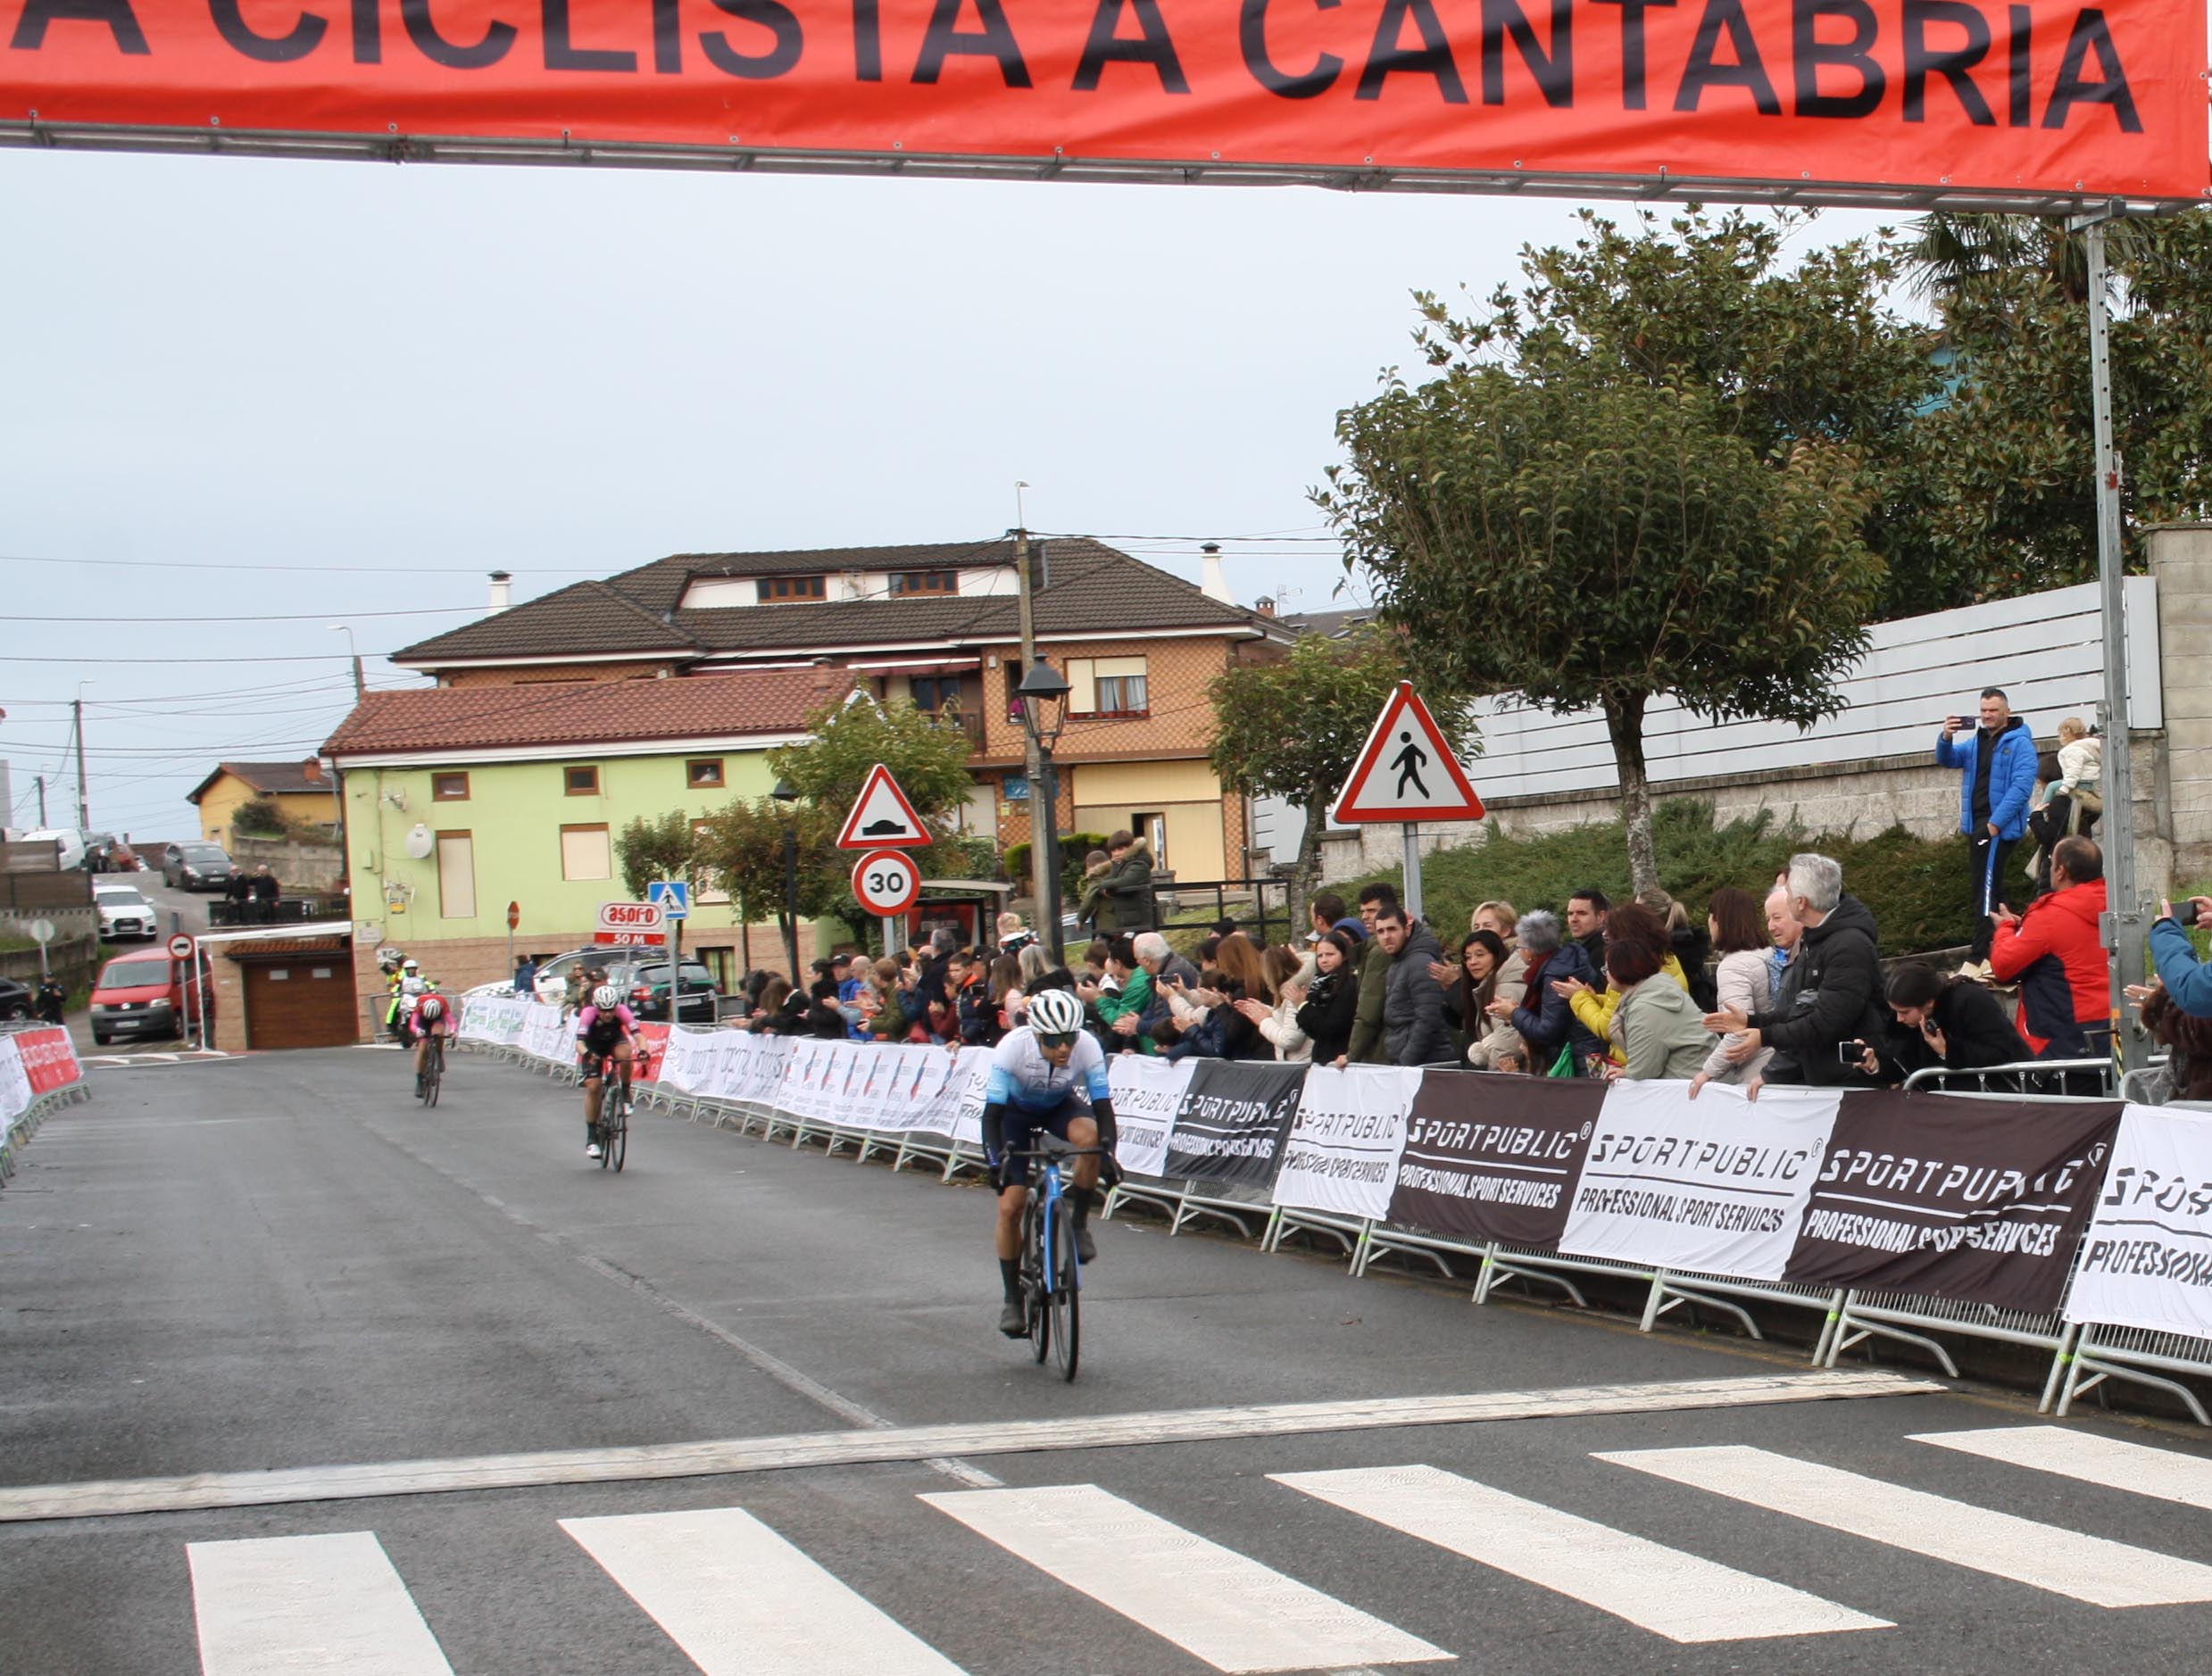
left=7, top=1046, right=2212, bottom=1673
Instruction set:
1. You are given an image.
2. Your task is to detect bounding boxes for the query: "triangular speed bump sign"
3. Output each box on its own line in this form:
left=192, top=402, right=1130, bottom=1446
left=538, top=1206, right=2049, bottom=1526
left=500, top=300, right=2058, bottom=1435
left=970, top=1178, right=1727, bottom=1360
left=836, top=764, right=930, bottom=850
left=1333, top=682, right=1485, bottom=825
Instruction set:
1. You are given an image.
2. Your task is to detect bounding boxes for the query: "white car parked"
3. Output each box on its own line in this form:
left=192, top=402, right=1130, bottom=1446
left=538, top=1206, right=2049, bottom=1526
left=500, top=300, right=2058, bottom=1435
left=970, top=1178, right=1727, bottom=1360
left=93, top=882, right=157, bottom=942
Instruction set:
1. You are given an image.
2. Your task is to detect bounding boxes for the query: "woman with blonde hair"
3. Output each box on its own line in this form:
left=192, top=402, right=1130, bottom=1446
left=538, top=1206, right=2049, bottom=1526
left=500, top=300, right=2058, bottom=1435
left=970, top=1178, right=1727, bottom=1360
left=1213, top=931, right=1273, bottom=1003
left=1237, top=942, right=1314, bottom=1061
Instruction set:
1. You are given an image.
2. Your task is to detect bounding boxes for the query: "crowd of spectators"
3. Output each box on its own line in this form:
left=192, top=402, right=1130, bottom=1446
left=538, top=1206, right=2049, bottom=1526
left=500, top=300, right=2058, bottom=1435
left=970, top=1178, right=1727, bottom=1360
left=661, top=791, right=2212, bottom=1094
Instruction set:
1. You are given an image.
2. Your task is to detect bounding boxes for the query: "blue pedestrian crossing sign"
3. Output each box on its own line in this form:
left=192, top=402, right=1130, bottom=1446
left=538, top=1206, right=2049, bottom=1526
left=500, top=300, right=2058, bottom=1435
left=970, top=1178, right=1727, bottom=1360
left=647, top=879, right=691, bottom=920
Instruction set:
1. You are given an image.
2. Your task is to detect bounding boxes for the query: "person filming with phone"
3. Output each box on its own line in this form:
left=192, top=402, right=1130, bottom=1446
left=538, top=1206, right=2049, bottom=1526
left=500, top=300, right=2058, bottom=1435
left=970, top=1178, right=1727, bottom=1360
left=2151, top=892, right=2212, bottom=1019
left=1848, top=963, right=2030, bottom=1083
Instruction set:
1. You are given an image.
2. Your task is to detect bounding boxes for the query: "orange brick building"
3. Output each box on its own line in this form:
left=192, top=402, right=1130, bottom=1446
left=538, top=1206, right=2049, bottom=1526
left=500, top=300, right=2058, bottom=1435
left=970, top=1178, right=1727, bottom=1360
left=391, top=539, right=1293, bottom=884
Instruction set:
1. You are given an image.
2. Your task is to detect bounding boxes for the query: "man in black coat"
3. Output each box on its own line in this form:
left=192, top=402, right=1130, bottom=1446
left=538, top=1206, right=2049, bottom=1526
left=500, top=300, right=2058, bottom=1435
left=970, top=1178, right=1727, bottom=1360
left=250, top=863, right=281, bottom=924
left=222, top=869, right=253, bottom=925
left=1706, top=853, right=1887, bottom=1087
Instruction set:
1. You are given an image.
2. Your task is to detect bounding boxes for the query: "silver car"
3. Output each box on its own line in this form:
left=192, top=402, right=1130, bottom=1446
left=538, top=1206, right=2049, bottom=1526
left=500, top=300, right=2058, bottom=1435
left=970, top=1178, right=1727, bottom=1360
left=93, top=883, right=157, bottom=942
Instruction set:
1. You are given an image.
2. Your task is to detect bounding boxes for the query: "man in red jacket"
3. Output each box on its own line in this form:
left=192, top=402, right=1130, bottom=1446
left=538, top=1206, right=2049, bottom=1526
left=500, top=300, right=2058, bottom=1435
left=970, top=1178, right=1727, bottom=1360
left=1987, top=836, right=2111, bottom=1058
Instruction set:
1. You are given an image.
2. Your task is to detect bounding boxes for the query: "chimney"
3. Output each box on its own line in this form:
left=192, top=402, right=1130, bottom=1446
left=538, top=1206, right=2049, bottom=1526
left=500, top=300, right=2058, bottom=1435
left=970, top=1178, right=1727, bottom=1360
left=302, top=758, right=323, bottom=783
left=1255, top=595, right=1276, bottom=618
left=1199, top=542, right=1234, bottom=605
left=487, top=570, right=513, bottom=614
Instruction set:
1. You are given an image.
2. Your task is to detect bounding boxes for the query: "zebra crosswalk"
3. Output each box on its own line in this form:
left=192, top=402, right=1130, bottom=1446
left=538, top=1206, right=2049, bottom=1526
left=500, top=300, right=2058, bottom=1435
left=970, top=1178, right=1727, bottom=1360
left=182, top=1423, right=2212, bottom=1675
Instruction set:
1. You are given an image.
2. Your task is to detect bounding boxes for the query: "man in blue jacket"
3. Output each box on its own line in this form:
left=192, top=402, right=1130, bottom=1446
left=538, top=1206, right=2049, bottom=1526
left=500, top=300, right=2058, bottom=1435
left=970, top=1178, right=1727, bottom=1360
left=1937, top=688, right=2038, bottom=978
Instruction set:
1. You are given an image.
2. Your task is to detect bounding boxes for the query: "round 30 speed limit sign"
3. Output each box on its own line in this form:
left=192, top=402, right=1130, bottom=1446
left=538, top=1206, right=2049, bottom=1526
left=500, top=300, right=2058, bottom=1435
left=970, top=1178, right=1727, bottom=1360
left=852, top=849, right=920, bottom=917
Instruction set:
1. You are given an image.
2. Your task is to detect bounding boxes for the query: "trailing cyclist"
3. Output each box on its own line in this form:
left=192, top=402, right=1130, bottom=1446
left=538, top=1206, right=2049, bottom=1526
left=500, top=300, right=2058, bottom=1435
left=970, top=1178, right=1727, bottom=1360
left=576, top=983, right=640, bottom=1160
left=981, top=988, right=1118, bottom=1338
left=407, top=983, right=452, bottom=1097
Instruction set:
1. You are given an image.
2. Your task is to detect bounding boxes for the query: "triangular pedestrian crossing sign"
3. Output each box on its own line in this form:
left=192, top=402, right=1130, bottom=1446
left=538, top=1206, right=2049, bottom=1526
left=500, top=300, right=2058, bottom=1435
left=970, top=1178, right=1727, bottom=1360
left=836, top=764, right=930, bottom=850
left=1333, top=682, right=1484, bottom=825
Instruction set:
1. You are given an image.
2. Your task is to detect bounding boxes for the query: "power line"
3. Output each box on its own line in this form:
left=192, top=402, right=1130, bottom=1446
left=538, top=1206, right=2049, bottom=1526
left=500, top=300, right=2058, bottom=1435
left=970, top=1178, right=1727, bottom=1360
left=14, top=606, right=479, bottom=624
left=2, top=552, right=605, bottom=577
left=2, top=652, right=379, bottom=664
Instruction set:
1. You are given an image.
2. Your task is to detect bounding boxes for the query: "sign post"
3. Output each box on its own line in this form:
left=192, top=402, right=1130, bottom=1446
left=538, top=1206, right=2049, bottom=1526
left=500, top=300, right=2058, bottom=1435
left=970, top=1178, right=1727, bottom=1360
left=167, top=932, right=196, bottom=1050
left=27, top=917, right=54, bottom=983
left=648, top=880, right=692, bottom=1016
left=1331, top=682, right=1485, bottom=925
left=837, top=765, right=929, bottom=958
left=504, top=899, right=520, bottom=987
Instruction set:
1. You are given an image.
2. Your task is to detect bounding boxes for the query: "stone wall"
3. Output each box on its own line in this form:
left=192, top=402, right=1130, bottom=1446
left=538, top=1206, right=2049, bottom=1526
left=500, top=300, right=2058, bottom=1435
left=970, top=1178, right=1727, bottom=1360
left=229, top=834, right=346, bottom=892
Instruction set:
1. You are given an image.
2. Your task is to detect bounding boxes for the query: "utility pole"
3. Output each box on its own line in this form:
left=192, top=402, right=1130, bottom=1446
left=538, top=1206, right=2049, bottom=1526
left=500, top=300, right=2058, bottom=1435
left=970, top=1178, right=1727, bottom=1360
left=1013, top=523, right=1054, bottom=957
left=71, top=695, right=90, bottom=831
left=2075, top=207, right=2149, bottom=1075
left=36, top=774, right=47, bottom=826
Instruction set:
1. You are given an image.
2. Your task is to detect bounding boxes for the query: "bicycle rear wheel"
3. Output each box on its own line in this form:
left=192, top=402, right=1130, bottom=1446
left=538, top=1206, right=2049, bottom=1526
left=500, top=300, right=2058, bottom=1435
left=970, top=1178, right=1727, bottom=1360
left=424, top=1040, right=443, bottom=1108
left=1048, top=1212, right=1079, bottom=1381
left=609, top=1082, right=628, bottom=1173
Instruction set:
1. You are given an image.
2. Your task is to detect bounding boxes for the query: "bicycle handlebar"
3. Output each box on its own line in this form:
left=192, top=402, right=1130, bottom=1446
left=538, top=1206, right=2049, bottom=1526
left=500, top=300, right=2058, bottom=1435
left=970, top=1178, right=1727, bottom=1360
left=1004, top=1145, right=1106, bottom=1160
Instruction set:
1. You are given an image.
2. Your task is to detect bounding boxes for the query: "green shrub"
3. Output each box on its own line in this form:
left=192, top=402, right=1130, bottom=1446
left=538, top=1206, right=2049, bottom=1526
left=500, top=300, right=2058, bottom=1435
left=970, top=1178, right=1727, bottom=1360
left=1346, top=798, right=1975, bottom=956
left=1003, top=833, right=1112, bottom=900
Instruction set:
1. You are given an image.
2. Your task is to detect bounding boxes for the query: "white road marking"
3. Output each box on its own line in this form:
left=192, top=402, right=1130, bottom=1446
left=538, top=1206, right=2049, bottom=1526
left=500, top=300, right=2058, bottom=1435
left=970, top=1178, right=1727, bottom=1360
left=188, top=1531, right=453, bottom=1674
left=562, top=1506, right=967, bottom=1675
left=0, top=1370, right=1938, bottom=1523
left=1914, top=1425, right=2212, bottom=1511
left=920, top=1483, right=1446, bottom=1673
left=1599, top=1444, right=2212, bottom=1607
left=1274, top=1464, right=1887, bottom=1643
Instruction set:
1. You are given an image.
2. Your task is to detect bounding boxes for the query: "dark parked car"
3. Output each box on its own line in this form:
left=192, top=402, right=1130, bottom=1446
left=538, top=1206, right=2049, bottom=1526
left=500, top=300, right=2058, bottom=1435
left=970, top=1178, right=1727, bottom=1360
left=0, top=976, right=31, bottom=1021
left=529, top=948, right=719, bottom=1023
left=162, top=842, right=236, bottom=892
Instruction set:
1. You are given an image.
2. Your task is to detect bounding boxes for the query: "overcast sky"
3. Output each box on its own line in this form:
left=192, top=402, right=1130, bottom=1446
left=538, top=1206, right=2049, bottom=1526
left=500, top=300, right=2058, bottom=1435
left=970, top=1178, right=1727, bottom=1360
left=0, top=146, right=1891, bottom=842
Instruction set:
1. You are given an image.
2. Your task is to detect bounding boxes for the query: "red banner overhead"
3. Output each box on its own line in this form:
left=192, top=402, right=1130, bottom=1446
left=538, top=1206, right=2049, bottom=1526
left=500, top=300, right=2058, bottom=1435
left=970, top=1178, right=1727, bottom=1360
left=1, top=0, right=2202, bottom=203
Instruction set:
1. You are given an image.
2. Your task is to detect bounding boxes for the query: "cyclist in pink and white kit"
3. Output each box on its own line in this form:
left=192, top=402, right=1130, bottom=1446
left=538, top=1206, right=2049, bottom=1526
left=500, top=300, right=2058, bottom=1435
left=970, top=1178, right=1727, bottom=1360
left=575, top=983, right=640, bottom=1159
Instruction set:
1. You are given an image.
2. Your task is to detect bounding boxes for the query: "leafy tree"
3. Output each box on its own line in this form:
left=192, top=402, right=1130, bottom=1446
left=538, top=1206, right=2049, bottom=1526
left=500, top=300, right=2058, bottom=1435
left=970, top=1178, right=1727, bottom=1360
left=767, top=693, right=974, bottom=818
left=1207, top=629, right=1432, bottom=905
left=1896, top=211, right=2212, bottom=598
left=615, top=810, right=700, bottom=900
left=1320, top=308, right=1881, bottom=893
left=691, top=796, right=844, bottom=959
left=232, top=795, right=297, bottom=840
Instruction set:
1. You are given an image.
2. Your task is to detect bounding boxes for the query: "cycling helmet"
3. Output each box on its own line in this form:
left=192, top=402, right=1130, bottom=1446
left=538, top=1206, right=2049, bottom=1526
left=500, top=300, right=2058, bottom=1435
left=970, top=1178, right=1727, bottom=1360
left=419, top=995, right=445, bottom=1021
left=402, top=958, right=420, bottom=972
left=1027, top=989, right=1085, bottom=1044
left=593, top=983, right=623, bottom=1009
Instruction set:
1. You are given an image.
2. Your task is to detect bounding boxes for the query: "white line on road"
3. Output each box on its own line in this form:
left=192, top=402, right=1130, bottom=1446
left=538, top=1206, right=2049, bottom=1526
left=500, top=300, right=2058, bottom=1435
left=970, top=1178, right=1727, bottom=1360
left=0, top=1370, right=1938, bottom=1523
left=1273, top=1464, right=1888, bottom=1643
left=562, top=1506, right=968, bottom=1675
left=1913, top=1425, right=2212, bottom=1511
left=1598, top=1444, right=2212, bottom=1607
left=920, top=1483, right=1447, bottom=1673
left=188, top=1531, right=453, bottom=1675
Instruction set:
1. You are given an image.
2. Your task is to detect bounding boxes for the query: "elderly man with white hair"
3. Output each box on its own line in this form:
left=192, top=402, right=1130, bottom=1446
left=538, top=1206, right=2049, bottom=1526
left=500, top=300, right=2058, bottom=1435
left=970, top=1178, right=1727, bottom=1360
left=1703, top=852, right=1887, bottom=1087
left=1132, top=931, right=1202, bottom=1042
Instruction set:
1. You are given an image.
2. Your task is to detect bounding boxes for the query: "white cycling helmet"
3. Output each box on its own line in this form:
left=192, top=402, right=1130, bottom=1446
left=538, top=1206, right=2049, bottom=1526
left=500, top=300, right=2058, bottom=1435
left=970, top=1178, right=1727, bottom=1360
left=1027, top=989, right=1085, bottom=1043
left=593, top=983, right=623, bottom=1009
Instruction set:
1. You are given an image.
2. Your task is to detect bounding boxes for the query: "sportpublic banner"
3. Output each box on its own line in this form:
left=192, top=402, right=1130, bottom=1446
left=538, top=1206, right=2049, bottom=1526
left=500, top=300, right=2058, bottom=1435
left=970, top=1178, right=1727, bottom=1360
left=1560, top=1079, right=1840, bottom=1281
left=1161, top=1058, right=1306, bottom=1188
left=1385, top=1073, right=1601, bottom=1249
left=1272, top=1064, right=1420, bottom=1224
left=1, top=0, right=2200, bottom=203
left=2066, top=1104, right=2212, bottom=1340
left=1106, top=1055, right=1195, bottom=1181
left=1784, top=1091, right=2121, bottom=1312
left=11, top=1026, right=83, bottom=1099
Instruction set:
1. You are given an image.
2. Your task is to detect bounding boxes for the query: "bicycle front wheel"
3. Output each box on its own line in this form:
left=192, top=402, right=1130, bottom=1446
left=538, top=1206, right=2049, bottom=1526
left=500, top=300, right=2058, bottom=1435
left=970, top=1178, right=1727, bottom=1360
left=1024, top=1203, right=1050, bottom=1365
left=425, top=1041, right=443, bottom=1108
left=609, top=1089, right=628, bottom=1173
left=1048, top=1211, right=1080, bottom=1381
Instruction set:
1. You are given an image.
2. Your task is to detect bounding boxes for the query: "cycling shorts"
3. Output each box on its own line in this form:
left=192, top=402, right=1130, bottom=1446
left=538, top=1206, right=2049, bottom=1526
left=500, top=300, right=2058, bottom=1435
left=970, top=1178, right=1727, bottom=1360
left=994, top=1095, right=1091, bottom=1191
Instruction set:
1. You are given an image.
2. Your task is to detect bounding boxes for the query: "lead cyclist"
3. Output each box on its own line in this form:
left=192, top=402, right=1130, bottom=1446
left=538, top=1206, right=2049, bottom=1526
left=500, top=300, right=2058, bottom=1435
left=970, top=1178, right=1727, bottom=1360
left=981, top=988, right=1118, bottom=1338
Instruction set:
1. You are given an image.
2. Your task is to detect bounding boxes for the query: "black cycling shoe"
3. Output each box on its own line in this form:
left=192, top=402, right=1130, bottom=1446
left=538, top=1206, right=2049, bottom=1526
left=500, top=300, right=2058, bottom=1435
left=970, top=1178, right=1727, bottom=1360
left=998, top=1298, right=1027, bottom=1337
left=1075, top=1223, right=1098, bottom=1265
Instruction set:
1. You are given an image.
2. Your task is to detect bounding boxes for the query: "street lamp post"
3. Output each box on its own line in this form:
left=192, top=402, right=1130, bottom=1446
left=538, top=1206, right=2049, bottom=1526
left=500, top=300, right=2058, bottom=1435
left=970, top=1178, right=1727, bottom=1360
left=772, top=778, right=802, bottom=982
left=328, top=624, right=366, bottom=701
left=1015, top=660, right=1073, bottom=967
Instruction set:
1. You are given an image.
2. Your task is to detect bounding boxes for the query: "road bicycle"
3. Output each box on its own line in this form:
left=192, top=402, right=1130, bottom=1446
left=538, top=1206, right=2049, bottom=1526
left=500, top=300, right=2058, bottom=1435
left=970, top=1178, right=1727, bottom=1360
left=1008, top=1141, right=1100, bottom=1381
left=587, top=1046, right=649, bottom=1173
left=416, top=1032, right=445, bottom=1108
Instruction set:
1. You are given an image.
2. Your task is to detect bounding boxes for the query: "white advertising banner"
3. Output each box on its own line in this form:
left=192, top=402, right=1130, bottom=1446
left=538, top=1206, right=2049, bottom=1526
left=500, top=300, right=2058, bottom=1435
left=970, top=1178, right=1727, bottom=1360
left=461, top=994, right=528, bottom=1046
left=0, top=1036, right=30, bottom=1128
left=2066, top=1105, right=2212, bottom=1339
left=1106, top=1056, right=1194, bottom=1182
left=949, top=1046, right=993, bottom=1149
left=1271, top=1065, right=1421, bottom=1223
left=519, top=1002, right=570, bottom=1065
left=656, top=1025, right=716, bottom=1094
left=1559, top=1080, right=1842, bottom=1282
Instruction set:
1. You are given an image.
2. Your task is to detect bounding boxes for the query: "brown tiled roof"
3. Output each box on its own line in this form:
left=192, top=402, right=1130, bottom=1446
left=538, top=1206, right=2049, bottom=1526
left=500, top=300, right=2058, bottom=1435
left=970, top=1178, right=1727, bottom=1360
left=391, top=538, right=1276, bottom=666
left=322, top=668, right=842, bottom=757
left=187, top=759, right=330, bottom=803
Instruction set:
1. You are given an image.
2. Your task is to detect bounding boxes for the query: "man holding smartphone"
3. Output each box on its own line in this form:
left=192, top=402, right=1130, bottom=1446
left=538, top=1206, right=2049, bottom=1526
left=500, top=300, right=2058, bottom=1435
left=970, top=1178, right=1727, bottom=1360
left=1936, top=688, right=2038, bottom=980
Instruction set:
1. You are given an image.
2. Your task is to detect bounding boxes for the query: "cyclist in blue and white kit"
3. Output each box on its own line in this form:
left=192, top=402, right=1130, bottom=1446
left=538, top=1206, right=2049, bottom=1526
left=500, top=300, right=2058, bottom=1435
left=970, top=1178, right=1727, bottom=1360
left=984, top=988, right=1118, bottom=1337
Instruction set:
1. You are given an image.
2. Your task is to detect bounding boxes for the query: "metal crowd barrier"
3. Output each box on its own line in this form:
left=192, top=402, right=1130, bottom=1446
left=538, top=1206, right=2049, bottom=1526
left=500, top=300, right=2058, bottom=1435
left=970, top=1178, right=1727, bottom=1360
left=1900, top=1058, right=2117, bottom=1098
left=0, top=1024, right=94, bottom=1188
left=458, top=1013, right=2212, bottom=1425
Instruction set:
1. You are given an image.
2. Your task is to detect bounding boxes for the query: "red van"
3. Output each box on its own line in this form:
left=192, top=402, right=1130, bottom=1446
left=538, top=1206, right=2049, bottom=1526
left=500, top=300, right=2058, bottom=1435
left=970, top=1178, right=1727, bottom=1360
left=89, top=953, right=215, bottom=1047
